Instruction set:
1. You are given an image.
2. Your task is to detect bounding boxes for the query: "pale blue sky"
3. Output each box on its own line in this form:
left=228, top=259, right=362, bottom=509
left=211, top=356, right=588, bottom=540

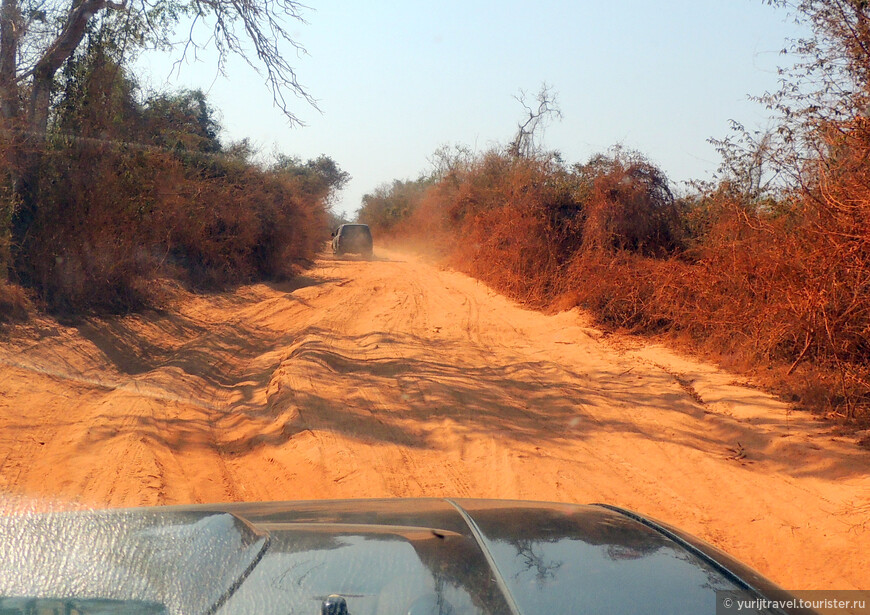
left=135, top=1, right=805, bottom=216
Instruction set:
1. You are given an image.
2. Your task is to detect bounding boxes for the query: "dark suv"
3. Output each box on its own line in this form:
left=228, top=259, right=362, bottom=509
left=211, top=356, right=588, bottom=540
left=331, top=223, right=373, bottom=258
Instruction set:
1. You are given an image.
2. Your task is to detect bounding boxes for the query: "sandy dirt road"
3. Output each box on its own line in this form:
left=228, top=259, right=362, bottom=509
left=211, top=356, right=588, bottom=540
left=0, top=248, right=868, bottom=590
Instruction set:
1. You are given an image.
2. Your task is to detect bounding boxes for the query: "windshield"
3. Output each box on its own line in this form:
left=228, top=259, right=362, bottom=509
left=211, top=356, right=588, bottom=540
left=0, top=511, right=267, bottom=615
left=340, top=225, right=372, bottom=239
left=0, top=0, right=867, bottom=611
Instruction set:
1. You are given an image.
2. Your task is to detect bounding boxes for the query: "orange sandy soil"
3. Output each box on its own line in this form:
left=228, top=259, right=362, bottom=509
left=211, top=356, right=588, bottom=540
left=0, top=248, right=867, bottom=590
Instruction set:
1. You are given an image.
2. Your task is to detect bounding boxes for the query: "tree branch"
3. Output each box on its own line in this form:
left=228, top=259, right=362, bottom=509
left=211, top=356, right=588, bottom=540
left=20, top=0, right=125, bottom=83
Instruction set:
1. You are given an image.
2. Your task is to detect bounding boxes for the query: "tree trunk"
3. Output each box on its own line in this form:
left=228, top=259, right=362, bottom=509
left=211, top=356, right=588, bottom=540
left=4, top=0, right=109, bottom=283
left=0, top=0, right=19, bottom=120
left=8, top=142, right=42, bottom=284
left=8, top=68, right=55, bottom=283
left=0, top=0, right=26, bottom=281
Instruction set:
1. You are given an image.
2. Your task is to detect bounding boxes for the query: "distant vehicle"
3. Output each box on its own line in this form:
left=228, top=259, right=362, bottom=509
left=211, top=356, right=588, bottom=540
left=332, top=224, right=373, bottom=258
left=0, top=498, right=817, bottom=615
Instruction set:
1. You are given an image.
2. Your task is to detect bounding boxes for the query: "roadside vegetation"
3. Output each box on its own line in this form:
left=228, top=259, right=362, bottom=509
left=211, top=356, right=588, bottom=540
left=359, top=1, right=870, bottom=419
left=0, top=11, right=346, bottom=315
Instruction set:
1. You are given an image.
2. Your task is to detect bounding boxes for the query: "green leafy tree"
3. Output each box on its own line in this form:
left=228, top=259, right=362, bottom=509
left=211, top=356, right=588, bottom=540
left=272, top=154, right=351, bottom=205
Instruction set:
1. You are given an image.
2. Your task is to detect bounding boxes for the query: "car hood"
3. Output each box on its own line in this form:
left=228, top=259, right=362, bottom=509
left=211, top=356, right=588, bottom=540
left=0, top=498, right=809, bottom=615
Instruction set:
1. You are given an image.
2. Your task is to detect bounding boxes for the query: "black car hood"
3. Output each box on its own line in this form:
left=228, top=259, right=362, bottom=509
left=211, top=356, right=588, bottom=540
left=0, top=498, right=808, bottom=615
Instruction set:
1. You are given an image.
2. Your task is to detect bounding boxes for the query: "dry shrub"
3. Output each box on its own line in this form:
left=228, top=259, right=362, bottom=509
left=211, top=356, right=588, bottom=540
left=0, top=281, right=30, bottom=322
left=382, top=149, right=681, bottom=307
left=28, top=147, right=170, bottom=312
left=566, top=187, right=869, bottom=414
left=17, top=143, right=332, bottom=312
left=662, top=122, right=870, bottom=414
left=251, top=170, right=330, bottom=279
left=793, top=122, right=870, bottom=410
left=403, top=153, right=583, bottom=305
left=582, top=156, right=682, bottom=257
left=381, top=143, right=869, bottom=416
left=149, top=159, right=330, bottom=290
left=455, top=202, right=561, bottom=304
left=562, top=253, right=676, bottom=330
left=166, top=166, right=263, bottom=288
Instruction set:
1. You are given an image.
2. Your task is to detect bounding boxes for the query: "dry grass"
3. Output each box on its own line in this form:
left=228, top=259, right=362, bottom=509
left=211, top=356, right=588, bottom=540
left=0, top=281, right=30, bottom=323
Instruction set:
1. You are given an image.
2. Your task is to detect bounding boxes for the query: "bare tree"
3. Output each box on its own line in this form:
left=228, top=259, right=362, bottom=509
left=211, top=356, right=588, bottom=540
left=508, top=83, right=562, bottom=158
left=427, top=142, right=473, bottom=180
left=1, top=0, right=316, bottom=281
